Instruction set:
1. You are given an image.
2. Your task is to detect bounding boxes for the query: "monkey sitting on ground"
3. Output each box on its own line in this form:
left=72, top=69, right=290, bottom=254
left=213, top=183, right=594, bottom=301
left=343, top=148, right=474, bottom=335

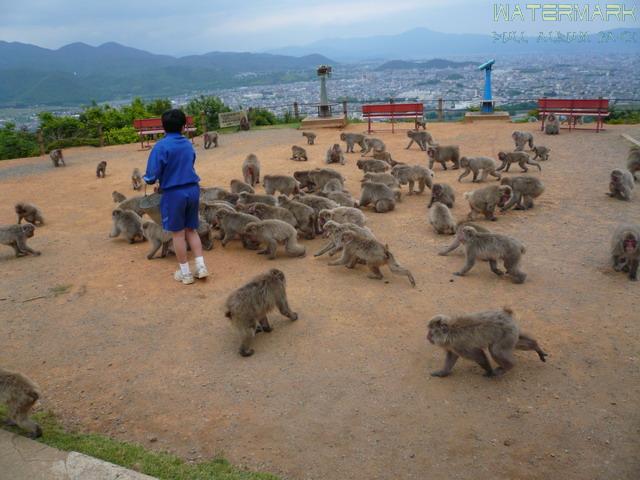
left=263, top=175, right=300, bottom=196
left=611, top=223, right=640, bottom=281
left=243, top=220, right=306, bottom=259
left=512, top=131, right=535, bottom=151
left=131, top=168, right=143, bottom=191
left=427, top=307, right=547, bottom=378
left=0, top=224, right=40, bottom=257
left=415, top=119, right=427, bottom=130
left=245, top=203, right=298, bottom=228
left=359, top=181, right=400, bottom=213
left=291, top=145, right=308, bottom=161
left=372, top=151, right=403, bottom=167
left=544, top=114, right=559, bottom=135
left=225, top=269, right=298, bottom=357
left=453, top=226, right=527, bottom=283
left=109, top=208, right=143, bottom=243
left=201, top=187, right=238, bottom=205
left=328, top=231, right=416, bottom=287
left=203, top=131, right=219, bottom=149
left=15, top=202, right=44, bottom=226
left=308, top=168, right=345, bottom=192
left=465, top=185, right=512, bottom=221
left=500, top=176, right=545, bottom=210
left=49, top=149, right=65, bottom=167
left=321, top=178, right=344, bottom=194
left=112, top=191, right=126, bottom=203
left=302, top=131, right=316, bottom=145
left=627, top=146, right=640, bottom=181
left=318, top=207, right=366, bottom=230
left=242, top=154, right=260, bottom=186
left=0, top=368, right=42, bottom=438
left=230, top=179, right=255, bottom=195
left=405, top=130, right=434, bottom=151
left=357, top=159, right=389, bottom=173
left=428, top=183, right=455, bottom=208
left=458, top=156, right=501, bottom=183
left=142, top=220, right=173, bottom=259
left=429, top=202, right=456, bottom=235
left=320, top=191, right=359, bottom=208
left=293, top=193, right=339, bottom=214
left=531, top=146, right=551, bottom=162
left=361, top=172, right=399, bottom=189
left=293, top=170, right=315, bottom=192
left=607, top=169, right=634, bottom=201
left=314, top=220, right=375, bottom=258
left=326, top=144, right=345, bottom=165
left=391, top=164, right=434, bottom=194
left=438, top=222, right=490, bottom=256
left=340, top=132, right=367, bottom=153
left=239, top=115, right=250, bottom=131
left=214, top=209, right=260, bottom=249
left=277, top=196, right=316, bottom=239
left=496, top=151, right=541, bottom=173
left=96, top=161, right=107, bottom=178
left=427, top=145, right=460, bottom=170
left=237, top=192, right=277, bottom=206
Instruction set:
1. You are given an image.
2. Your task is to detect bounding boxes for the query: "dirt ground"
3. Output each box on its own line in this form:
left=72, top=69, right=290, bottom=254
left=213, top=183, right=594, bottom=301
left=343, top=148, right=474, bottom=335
left=1, top=121, right=639, bottom=480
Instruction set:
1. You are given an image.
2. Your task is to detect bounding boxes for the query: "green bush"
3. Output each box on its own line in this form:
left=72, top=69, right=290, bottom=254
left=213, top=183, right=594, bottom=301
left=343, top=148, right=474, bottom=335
left=104, top=126, right=140, bottom=145
left=606, top=109, right=640, bottom=124
left=186, top=95, right=231, bottom=133
left=249, top=108, right=278, bottom=126
left=0, top=123, right=40, bottom=160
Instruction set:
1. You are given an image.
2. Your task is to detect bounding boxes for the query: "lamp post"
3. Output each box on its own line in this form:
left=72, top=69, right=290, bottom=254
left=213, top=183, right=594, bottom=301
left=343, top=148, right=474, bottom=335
left=317, top=65, right=332, bottom=118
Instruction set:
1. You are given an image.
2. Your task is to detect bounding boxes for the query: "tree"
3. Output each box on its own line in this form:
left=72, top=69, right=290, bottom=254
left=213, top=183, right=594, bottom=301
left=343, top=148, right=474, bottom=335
left=186, top=95, right=231, bottom=132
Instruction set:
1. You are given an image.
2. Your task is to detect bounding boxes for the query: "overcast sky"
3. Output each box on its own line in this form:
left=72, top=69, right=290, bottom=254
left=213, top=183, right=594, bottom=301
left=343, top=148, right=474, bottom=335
left=1, top=0, right=637, bottom=55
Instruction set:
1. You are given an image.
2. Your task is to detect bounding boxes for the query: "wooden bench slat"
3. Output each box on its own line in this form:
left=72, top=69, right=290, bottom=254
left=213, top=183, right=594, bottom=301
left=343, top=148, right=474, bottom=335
left=537, top=98, right=609, bottom=133
left=133, top=116, right=196, bottom=148
left=361, top=103, right=424, bottom=133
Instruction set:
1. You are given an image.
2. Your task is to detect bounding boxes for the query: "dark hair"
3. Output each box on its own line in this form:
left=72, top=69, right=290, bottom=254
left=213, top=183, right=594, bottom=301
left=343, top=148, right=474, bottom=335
left=161, top=109, right=186, bottom=133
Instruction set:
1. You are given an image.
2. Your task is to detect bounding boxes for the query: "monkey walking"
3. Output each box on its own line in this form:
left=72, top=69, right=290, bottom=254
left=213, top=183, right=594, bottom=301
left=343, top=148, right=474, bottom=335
left=0, top=368, right=42, bottom=438
left=242, top=154, right=260, bottom=186
left=15, top=202, right=44, bottom=226
left=607, top=169, right=634, bottom=201
left=96, top=161, right=107, bottom=178
left=0, top=224, right=41, bottom=257
left=427, top=307, right=547, bottom=378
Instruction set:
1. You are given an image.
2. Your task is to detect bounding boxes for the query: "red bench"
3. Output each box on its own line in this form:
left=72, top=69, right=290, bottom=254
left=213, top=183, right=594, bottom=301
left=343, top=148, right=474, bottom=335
left=538, top=98, right=609, bottom=133
left=133, top=116, right=197, bottom=149
left=362, top=103, right=424, bottom=134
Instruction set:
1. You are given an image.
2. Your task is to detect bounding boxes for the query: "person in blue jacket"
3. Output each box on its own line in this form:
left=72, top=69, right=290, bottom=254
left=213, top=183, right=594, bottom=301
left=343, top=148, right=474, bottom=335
left=143, top=109, right=209, bottom=285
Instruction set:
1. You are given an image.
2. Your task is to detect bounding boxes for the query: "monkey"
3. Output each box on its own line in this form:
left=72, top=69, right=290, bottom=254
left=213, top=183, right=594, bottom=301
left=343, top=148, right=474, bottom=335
left=627, top=146, right=640, bottom=181
left=318, top=207, right=366, bottom=230
left=200, top=201, right=235, bottom=227
left=239, top=115, right=250, bottom=131
left=302, top=131, right=316, bottom=145
left=437, top=222, right=491, bottom=256
left=214, top=209, right=261, bottom=249
left=109, top=208, right=144, bottom=243
left=607, top=169, right=634, bottom=201
left=544, top=114, right=559, bottom=135
left=340, top=132, right=367, bottom=153
left=496, top=151, right=541, bottom=173
left=0, top=368, right=42, bottom=438
left=464, top=185, right=512, bottom=221
left=112, top=191, right=126, bottom=203
left=243, top=220, right=306, bottom=259
left=321, top=178, right=344, bottom=193
left=0, top=224, right=40, bottom=257
left=429, top=202, right=456, bottom=235
left=277, top=196, right=316, bottom=239
left=242, top=154, right=260, bottom=186
left=291, top=145, right=308, bottom=161
left=117, top=195, right=147, bottom=216
left=237, top=192, right=277, bottom=206
left=201, top=187, right=238, bottom=205
left=359, top=181, right=399, bottom=213
left=427, top=145, right=460, bottom=170
left=293, top=193, right=339, bottom=214
left=308, top=168, right=345, bottom=192
left=415, top=119, right=427, bottom=130
left=531, top=146, right=551, bottom=162
left=427, top=307, right=547, bottom=378
left=512, top=131, right=535, bottom=151
left=131, top=168, right=143, bottom=191
left=230, top=179, right=255, bottom=195
left=362, top=137, right=386, bottom=155
left=49, top=148, right=65, bottom=167
left=224, top=269, right=298, bottom=356
left=322, top=191, right=359, bottom=208
left=453, top=226, right=527, bottom=283
left=263, top=175, right=300, bottom=196
left=197, top=215, right=215, bottom=251
left=15, top=202, right=44, bottom=226
left=328, top=231, right=416, bottom=287
left=391, top=164, right=434, bottom=194
left=293, top=170, right=315, bottom=192
left=428, top=183, right=455, bottom=208
left=246, top=203, right=298, bottom=228
left=500, top=177, right=545, bottom=210
left=361, top=172, right=399, bottom=189
left=203, top=131, right=219, bottom=149
left=142, top=220, right=173, bottom=259
left=458, top=156, right=501, bottom=183
left=372, top=150, right=403, bottom=167
left=314, top=220, right=375, bottom=258
left=406, top=130, right=434, bottom=151
left=96, top=161, right=107, bottom=178
left=326, top=144, right=345, bottom=165
left=610, top=224, right=640, bottom=281
left=357, top=159, right=389, bottom=173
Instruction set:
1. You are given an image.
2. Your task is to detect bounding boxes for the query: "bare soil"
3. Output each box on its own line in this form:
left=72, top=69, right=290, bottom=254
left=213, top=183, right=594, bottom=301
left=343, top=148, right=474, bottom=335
left=1, top=121, right=639, bottom=480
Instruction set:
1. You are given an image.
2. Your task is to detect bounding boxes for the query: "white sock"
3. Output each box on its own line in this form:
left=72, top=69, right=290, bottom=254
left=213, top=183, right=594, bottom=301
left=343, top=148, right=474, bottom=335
left=195, top=256, right=206, bottom=269
left=179, top=262, right=191, bottom=275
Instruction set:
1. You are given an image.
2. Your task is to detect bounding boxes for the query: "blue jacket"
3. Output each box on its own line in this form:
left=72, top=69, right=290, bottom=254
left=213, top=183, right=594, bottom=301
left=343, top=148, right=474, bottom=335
left=143, top=133, right=200, bottom=190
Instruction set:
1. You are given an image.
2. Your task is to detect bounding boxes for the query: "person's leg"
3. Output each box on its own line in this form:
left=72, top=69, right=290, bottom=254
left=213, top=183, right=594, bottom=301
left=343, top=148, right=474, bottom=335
left=185, top=228, right=203, bottom=257
left=184, top=184, right=208, bottom=279
left=162, top=188, right=193, bottom=284
left=172, top=230, right=188, bottom=264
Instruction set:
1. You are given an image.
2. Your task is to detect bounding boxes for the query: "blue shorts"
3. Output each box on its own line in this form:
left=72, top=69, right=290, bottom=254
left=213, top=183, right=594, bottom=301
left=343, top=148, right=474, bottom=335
left=160, top=183, right=200, bottom=232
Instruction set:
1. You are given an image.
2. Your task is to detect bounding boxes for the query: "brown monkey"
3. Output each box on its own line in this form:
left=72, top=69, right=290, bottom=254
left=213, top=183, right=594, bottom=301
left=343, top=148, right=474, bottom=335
left=496, top=151, right=541, bottom=173
left=607, top=169, right=634, bottom=201
left=0, top=368, right=42, bottom=438
left=239, top=115, right=250, bottom=131
left=321, top=178, right=344, bottom=193
left=293, top=170, right=315, bottom=191
left=429, top=202, right=456, bottom=235
left=237, top=192, right=277, bottom=206
left=308, top=169, right=345, bottom=192
left=203, top=131, right=219, bottom=149
left=500, top=176, right=545, bottom=210
left=49, top=149, right=65, bottom=167
left=415, top=119, right=427, bottom=130
left=405, top=130, right=434, bottom=151
left=197, top=215, right=215, bottom=251
left=0, top=224, right=40, bottom=257
left=427, top=145, right=460, bottom=170
left=318, top=207, right=366, bottom=229
left=438, top=222, right=490, bottom=256
left=242, top=154, right=260, bottom=186
left=531, top=146, right=551, bottom=162
left=326, top=144, right=345, bottom=165
left=293, top=193, right=339, bottom=214
left=201, top=187, right=238, bottom=205
left=359, top=181, right=399, bottom=213
left=322, top=191, right=359, bottom=208
left=200, top=200, right=235, bottom=227
left=362, top=137, right=386, bottom=155
left=627, top=146, right=640, bottom=180
left=230, top=179, right=255, bottom=195
left=277, top=196, right=316, bottom=239
left=544, top=115, right=559, bottom=135
left=314, top=220, right=375, bottom=258
left=340, top=132, right=367, bottom=153
left=214, top=209, right=261, bottom=249
left=112, top=191, right=126, bottom=203
left=225, top=269, right=298, bottom=357
left=291, top=145, right=308, bottom=161
left=465, top=185, right=512, bottom=221
left=246, top=203, right=298, bottom=228
left=357, top=158, right=389, bottom=173
left=361, top=172, right=399, bottom=189
left=117, top=195, right=147, bottom=216
left=242, top=220, right=306, bottom=259
left=15, top=202, right=44, bottom=226
left=329, top=231, right=416, bottom=287
left=96, top=161, right=107, bottom=178
left=109, top=208, right=144, bottom=243
left=454, top=226, right=527, bottom=283
left=263, top=175, right=300, bottom=196
left=302, top=131, right=316, bottom=145
left=142, top=220, right=173, bottom=259
left=391, top=164, right=434, bottom=194
left=458, top=156, right=501, bottom=182
left=428, top=183, right=455, bottom=208
left=512, top=131, right=535, bottom=150
left=372, top=150, right=403, bottom=167
left=427, top=307, right=547, bottom=377
left=611, top=223, right=640, bottom=281
left=131, top=168, right=143, bottom=191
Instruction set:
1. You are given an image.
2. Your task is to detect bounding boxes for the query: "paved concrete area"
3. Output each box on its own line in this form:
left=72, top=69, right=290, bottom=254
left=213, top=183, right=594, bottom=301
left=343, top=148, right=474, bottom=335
left=0, top=430, right=156, bottom=480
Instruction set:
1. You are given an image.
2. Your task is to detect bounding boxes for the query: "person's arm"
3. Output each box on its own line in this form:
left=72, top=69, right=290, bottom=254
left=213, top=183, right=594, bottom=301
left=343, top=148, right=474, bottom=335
left=143, top=145, right=164, bottom=185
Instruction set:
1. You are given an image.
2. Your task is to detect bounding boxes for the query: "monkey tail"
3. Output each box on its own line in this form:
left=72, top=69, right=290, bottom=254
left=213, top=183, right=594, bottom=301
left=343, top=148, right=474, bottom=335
left=502, top=306, right=514, bottom=316
left=224, top=310, right=232, bottom=319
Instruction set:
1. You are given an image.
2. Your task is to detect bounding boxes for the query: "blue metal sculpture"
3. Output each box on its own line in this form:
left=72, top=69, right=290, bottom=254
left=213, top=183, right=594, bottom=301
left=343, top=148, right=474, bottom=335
left=478, top=59, right=495, bottom=113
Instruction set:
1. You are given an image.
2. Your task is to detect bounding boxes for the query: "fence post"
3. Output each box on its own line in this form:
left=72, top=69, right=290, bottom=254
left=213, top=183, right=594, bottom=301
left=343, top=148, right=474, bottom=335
left=98, top=124, right=104, bottom=147
left=293, top=102, right=299, bottom=120
left=200, top=112, right=207, bottom=134
left=437, top=98, right=444, bottom=122
left=342, top=100, right=347, bottom=119
left=37, top=129, right=45, bottom=156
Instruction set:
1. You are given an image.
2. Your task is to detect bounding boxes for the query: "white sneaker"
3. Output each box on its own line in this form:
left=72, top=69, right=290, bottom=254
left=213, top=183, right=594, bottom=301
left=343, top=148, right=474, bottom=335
left=194, top=265, right=210, bottom=279
left=174, top=269, right=195, bottom=285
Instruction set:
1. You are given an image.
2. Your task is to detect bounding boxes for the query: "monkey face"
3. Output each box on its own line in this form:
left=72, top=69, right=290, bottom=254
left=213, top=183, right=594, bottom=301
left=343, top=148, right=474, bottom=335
left=22, top=224, right=35, bottom=237
left=427, top=316, right=450, bottom=344
left=623, top=234, right=638, bottom=254
left=498, top=187, right=512, bottom=207
left=498, top=152, right=507, bottom=161
left=427, top=148, right=435, bottom=158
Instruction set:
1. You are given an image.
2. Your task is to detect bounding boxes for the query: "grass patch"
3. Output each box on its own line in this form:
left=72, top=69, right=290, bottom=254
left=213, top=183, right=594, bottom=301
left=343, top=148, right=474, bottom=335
left=49, top=284, right=73, bottom=297
left=0, top=406, right=279, bottom=480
